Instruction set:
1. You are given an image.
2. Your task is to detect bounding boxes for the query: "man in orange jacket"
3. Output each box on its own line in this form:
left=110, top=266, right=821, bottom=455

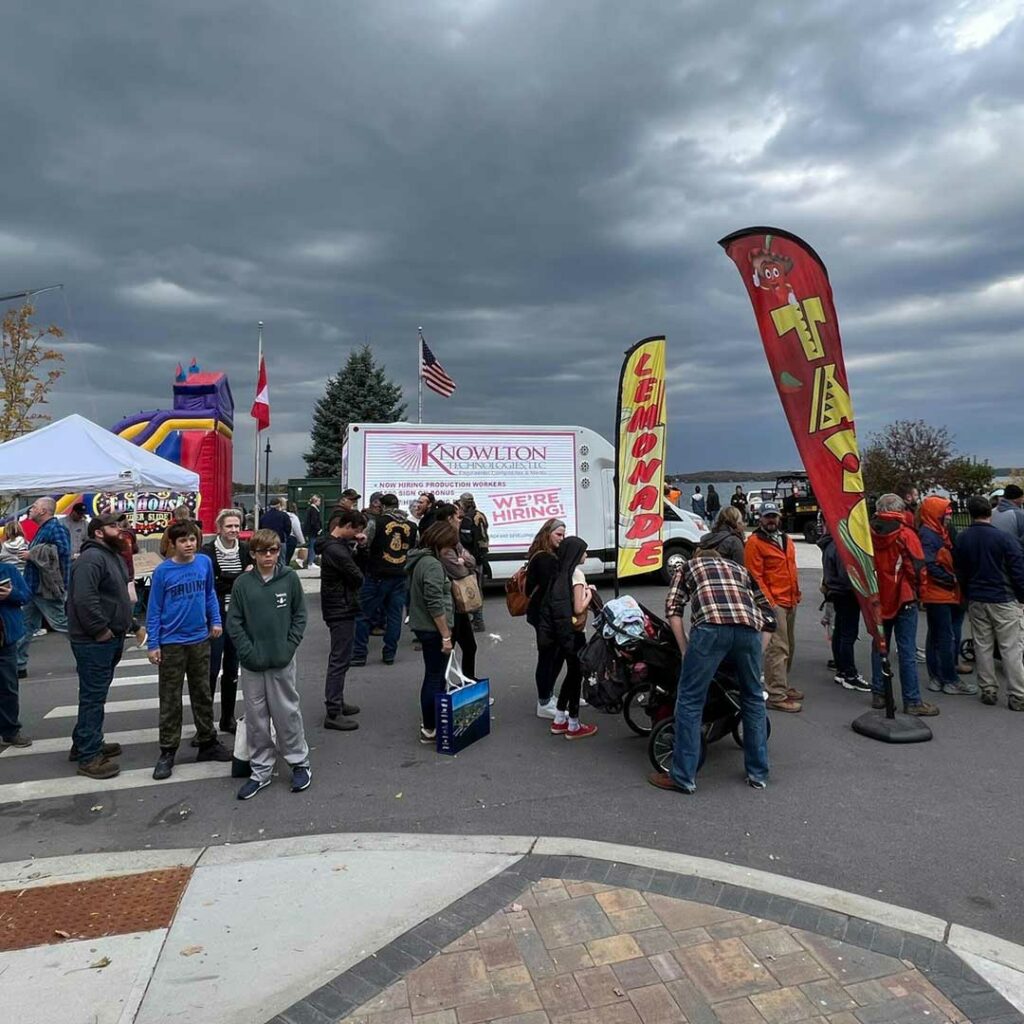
left=745, top=502, right=803, bottom=712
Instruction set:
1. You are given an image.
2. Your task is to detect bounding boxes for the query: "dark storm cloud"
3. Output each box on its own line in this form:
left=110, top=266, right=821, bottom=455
left=1, top=0, right=1022, bottom=478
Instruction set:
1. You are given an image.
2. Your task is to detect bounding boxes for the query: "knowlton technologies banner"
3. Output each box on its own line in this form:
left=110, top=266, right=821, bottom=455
left=361, top=428, right=579, bottom=552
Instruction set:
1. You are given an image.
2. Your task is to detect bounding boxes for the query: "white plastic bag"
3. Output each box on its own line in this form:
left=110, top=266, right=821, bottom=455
left=444, top=651, right=475, bottom=692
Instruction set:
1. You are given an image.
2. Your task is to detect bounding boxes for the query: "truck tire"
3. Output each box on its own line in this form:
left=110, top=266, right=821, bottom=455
left=660, top=543, right=693, bottom=585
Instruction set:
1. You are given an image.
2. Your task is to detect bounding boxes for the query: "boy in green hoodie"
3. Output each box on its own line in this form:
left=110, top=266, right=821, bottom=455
left=225, top=528, right=311, bottom=799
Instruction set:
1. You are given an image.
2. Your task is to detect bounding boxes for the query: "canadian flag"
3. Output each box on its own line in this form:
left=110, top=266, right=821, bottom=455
left=251, top=356, right=270, bottom=431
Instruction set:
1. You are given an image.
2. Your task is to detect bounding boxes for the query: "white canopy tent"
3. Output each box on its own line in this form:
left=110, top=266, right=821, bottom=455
left=0, top=413, right=200, bottom=494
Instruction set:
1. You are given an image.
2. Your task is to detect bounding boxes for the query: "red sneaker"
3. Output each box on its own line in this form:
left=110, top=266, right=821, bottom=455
left=550, top=720, right=569, bottom=735
left=565, top=722, right=598, bottom=740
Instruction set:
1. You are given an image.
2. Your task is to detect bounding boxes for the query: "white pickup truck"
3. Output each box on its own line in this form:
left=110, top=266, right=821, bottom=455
left=342, top=422, right=706, bottom=583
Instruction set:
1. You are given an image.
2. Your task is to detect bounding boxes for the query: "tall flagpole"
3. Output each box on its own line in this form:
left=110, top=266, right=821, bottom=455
left=417, top=326, right=425, bottom=423
left=253, top=321, right=263, bottom=529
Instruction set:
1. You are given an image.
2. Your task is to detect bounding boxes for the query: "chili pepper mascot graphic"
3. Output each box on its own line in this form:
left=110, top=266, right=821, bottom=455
left=749, top=234, right=799, bottom=308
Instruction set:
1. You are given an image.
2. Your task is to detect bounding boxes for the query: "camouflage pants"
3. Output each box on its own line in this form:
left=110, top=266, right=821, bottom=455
left=158, top=641, right=215, bottom=751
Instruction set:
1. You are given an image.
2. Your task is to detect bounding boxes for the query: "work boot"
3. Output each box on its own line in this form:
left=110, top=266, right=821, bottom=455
left=196, top=740, right=232, bottom=762
left=153, top=751, right=175, bottom=780
left=766, top=698, right=801, bottom=714
left=324, top=713, right=358, bottom=731
left=77, top=755, right=120, bottom=780
left=786, top=687, right=805, bottom=701
left=980, top=689, right=998, bottom=706
left=904, top=701, right=940, bottom=716
left=68, top=741, right=122, bottom=762
left=341, top=702, right=360, bottom=716
left=871, top=693, right=886, bottom=710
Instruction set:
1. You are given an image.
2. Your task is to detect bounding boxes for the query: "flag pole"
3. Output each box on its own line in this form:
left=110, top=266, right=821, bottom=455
left=417, top=326, right=424, bottom=424
left=253, top=321, right=263, bottom=529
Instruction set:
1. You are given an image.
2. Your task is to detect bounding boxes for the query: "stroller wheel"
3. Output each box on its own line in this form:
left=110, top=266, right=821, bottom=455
left=648, top=719, right=706, bottom=774
left=623, top=683, right=654, bottom=736
left=731, top=716, right=772, bottom=749
left=959, top=638, right=975, bottom=663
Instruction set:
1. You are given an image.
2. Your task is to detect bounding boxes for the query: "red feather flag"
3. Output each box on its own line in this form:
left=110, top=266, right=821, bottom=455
left=719, top=227, right=884, bottom=650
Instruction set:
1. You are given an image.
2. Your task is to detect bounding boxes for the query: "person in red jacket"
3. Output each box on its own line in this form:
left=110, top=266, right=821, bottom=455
left=744, top=502, right=803, bottom=712
left=919, top=496, right=973, bottom=698
left=869, top=495, right=939, bottom=716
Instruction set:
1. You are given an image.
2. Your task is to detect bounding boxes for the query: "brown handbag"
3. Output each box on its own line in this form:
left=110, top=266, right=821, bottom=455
left=451, top=573, right=483, bottom=614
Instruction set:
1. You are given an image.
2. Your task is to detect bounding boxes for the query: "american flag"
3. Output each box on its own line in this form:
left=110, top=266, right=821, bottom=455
left=420, top=334, right=457, bottom=398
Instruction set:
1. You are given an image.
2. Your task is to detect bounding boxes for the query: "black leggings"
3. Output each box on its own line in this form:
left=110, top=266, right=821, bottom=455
left=555, top=635, right=585, bottom=717
left=452, top=612, right=477, bottom=680
left=534, top=630, right=565, bottom=703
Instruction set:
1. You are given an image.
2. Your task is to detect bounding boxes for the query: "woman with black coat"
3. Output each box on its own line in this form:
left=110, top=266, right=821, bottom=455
left=525, top=519, right=565, bottom=717
left=537, top=536, right=598, bottom=740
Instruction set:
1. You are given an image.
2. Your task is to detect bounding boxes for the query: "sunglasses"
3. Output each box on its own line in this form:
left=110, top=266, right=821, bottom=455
left=256, top=545, right=281, bottom=554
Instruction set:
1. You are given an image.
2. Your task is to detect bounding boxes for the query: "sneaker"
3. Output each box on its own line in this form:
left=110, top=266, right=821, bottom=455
left=766, top=698, right=802, bottom=713
left=290, top=766, right=312, bottom=792
left=871, top=693, right=886, bottom=710
left=536, top=700, right=558, bottom=720
left=747, top=778, right=767, bottom=790
left=237, top=778, right=270, bottom=801
left=77, top=755, right=120, bottom=780
left=196, top=741, right=232, bottom=762
left=926, top=678, right=943, bottom=693
left=68, top=741, right=122, bottom=762
left=843, top=675, right=871, bottom=692
left=904, top=702, right=940, bottom=717
left=404, top=614, right=410, bottom=625
left=980, top=690, right=998, bottom=706
left=942, top=681, right=979, bottom=696
left=349, top=657, right=367, bottom=668
left=152, top=751, right=175, bottom=780
left=565, top=722, right=598, bottom=740
left=1, top=732, right=32, bottom=747
left=341, top=702, right=361, bottom=716
left=324, top=714, right=358, bottom=731
left=786, top=687, right=805, bottom=701
left=32, top=628, right=47, bottom=638
left=382, top=655, right=395, bottom=665
left=550, top=719, right=569, bottom=735
left=1008, top=697, right=1024, bottom=712
left=419, top=726, right=436, bottom=745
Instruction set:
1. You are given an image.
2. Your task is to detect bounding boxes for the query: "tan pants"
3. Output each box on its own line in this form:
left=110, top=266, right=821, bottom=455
left=969, top=601, right=1024, bottom=701
left=764, top=605, right=797, bottom=702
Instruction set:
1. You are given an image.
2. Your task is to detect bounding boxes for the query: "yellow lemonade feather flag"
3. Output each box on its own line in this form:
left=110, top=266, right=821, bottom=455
left=616, top=336, right=667, bottom=580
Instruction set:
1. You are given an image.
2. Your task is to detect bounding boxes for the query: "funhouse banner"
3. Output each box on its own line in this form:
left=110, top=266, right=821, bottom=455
left=719, top=227, right=883, bottom=645
left=616, top=336, right=667, bottom=580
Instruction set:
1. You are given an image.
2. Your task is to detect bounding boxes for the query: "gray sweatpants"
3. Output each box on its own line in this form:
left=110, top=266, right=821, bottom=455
left=242, top=659, right=310, bottom=784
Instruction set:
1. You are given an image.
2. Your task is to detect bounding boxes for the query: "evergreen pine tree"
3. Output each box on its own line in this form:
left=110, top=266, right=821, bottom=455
left=303, top=345, right=406, bottom=477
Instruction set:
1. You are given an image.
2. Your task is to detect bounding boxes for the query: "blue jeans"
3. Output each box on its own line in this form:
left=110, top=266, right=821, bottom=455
left=924, top=603, right=957, bottom=686
left=415, top=629, right=447, bottom=731
left=0, top=642, right=21, bottom=739
left=952, top=604, right=965, bottom=659
left=871, top=603, right=922, bottom=705
left=17, top=595, right=68, bottom=670
left=304, top=534, right=318, bottom=568
left=671, top=624, right=769, bottom=791
left=70, top=636, right=124, bottom=762
left=353, top=576, right=407, bottom=660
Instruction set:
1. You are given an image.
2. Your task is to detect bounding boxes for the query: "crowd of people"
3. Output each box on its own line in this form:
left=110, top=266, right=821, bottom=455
left=2, top=477, right=1022, bottom=802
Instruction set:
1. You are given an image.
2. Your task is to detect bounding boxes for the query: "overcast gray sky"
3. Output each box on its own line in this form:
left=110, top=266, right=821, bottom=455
left=3, top=0, right=1022, bottom=478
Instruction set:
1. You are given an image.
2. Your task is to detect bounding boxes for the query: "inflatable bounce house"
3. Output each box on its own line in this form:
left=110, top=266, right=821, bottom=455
left=56, top=362, right=234, bottom=535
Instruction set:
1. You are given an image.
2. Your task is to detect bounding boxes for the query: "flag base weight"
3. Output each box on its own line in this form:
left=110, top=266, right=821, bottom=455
left=850, top=654, right=932, bottom=744
left=851, top=711, right=932, bottom=744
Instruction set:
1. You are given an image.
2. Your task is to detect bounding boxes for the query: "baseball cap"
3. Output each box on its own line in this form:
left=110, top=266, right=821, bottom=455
left=72, top=502, right=87, bottom=514
left=341, top=488, right=360, bottom=501
left=369, top=491, right=383, bottom=503
left=87, top=513, right=120, bottom=536
left=760, top=502, right=781, bottom=517
left=381, top=493, right=400, bottom=508
left=459, top=492, right=474, bottom=503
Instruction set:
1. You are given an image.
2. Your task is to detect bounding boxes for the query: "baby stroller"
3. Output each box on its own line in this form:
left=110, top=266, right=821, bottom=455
left=588, top=597, right=771, bottom=774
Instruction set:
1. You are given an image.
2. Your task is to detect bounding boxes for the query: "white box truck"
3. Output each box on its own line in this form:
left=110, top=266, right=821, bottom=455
left=342, top=423, right=706, bottom=583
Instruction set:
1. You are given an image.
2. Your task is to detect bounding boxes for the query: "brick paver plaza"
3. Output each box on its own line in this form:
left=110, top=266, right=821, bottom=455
left=338, top=880, right=965, bottom=1024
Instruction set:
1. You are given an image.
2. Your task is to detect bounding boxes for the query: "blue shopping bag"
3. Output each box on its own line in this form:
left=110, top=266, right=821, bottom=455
left=435, top=653, right=491, bottom=755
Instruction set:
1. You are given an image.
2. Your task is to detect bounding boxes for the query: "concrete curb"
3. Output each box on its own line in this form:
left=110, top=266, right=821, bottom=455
left=950, top=923, right=1024, bottom=975
left=0, top=846, right=203, bottom=893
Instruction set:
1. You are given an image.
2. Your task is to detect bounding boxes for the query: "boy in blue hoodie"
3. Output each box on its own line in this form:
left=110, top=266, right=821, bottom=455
left=147, top=521, right=232, bottom=779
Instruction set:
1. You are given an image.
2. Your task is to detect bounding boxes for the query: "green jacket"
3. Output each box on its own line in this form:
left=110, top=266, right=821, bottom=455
left=406, top=548, right=453, bottom=633
left=225, top=565, right=307, bottom=671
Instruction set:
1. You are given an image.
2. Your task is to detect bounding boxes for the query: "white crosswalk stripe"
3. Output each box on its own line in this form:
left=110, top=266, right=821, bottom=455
left=0, top=728, right=162, bottom=758
left=109, top=675, right=159, bottom=688
left=46, top=695, right=221, bottom=719
left=0, top=762, right=231, bottom=805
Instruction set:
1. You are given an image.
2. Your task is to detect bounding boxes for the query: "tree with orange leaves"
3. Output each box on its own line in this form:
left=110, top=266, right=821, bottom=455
left=0, top=303, right=64, bottom=442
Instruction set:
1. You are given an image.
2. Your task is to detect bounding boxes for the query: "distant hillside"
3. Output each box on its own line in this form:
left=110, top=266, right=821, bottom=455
left=668, top=470, right=800, bottom=483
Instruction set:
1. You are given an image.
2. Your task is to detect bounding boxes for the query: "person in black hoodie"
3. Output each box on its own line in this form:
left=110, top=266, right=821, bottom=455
left=537, top=536, right=598, bottom=739
left=817, top=528, right=869, bottom=691
left=697, top=507, right=746, bottom=565
left=705, top=485, right=721, bottom=520
left=200, top=509, right=253, bottom=734
left=525, top=518, right=566, bottom=718
left=316, top=508, right=367, bottom=730
left=67, top=515, right=134, bottom=780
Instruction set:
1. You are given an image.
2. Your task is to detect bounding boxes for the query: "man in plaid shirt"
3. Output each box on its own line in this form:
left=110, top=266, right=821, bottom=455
left=649, top=550, right=776, bottom=795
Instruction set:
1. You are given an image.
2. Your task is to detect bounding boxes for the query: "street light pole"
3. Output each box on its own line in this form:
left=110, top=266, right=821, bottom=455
left=263, top=438, right=272, bottom=514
